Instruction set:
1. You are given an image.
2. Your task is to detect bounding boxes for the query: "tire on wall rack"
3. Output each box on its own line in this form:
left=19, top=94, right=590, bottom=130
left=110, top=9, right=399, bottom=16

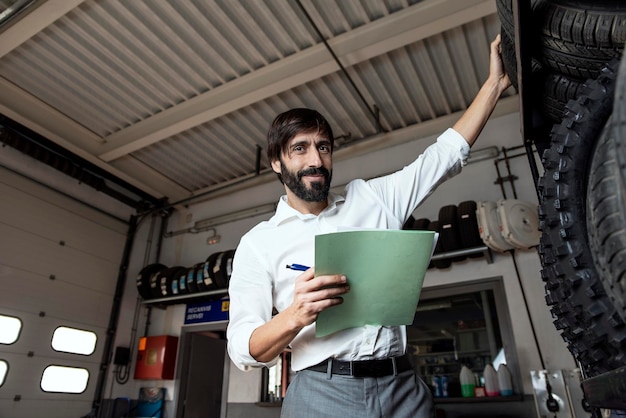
left=533, top=0, right=626, bottom=81
left=537, top=59, right=625, bottom=377
left=496, top=0, right=626, bottom=126
left=586, top=50, right=626, bottom=326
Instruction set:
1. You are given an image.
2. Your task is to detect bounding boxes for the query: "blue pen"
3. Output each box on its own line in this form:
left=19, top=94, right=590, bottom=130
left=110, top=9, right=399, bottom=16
left=286, top=263, right=310, bottom=271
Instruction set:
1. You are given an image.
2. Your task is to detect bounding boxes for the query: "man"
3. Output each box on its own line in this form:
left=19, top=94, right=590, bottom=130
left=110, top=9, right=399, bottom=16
left=227, top=35, right=511, bottom=417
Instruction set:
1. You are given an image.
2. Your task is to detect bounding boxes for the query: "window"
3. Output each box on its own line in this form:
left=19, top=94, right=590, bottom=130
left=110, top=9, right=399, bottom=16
left=41, top=365, right=89, bottom=393
left=51, top=326, right=97, bottom=355
left=0, top=314, right=22, bottom=344
left=0, top=360, right=8, bottom=387
left=261, top=351, right=292, bottom=403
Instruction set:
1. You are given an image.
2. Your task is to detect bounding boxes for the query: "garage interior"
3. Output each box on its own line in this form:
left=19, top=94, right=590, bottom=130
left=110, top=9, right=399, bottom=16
left=0, top=1, right=625, bottom=418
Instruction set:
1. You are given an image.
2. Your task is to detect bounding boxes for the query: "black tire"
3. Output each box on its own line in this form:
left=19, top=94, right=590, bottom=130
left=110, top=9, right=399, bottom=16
left=496, top=0, right=545, bottom=88
left=214, top=249, right=236, bottom=289
left=185, top=262, right=202, bottom=294
left=402, top=214, right=416, bottom=230
left=438, top=204, right=466, bottom=262
left=156, top=266, right=186, bottom=298
left=428, top=220, right=451, bottom=270
left=534, top=0, right=626, bottom=80
left=136, top=263, right=167, bottom=300
left=542, top=72, right=586, bottom=122
left=587, top=51, right=626, bottom=326
left=457, top=200, right=484, bottom=258
left=201, top=252, right=220, bottom=292
left=171, top=267, right=190, bottom=296
left=537, top=59, right=625, bottom=376
left=412, top=217, right=431, bottom=230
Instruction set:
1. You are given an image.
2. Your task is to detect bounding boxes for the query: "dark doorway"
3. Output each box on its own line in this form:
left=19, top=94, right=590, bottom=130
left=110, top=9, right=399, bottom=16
left=176, top=330, right=228, bottom=418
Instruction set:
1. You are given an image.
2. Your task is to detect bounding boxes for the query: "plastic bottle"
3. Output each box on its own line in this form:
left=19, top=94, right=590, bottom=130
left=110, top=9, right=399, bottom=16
left=483, top=364, right=499, bottom=396
left=497, top=364, right=513, bottom=396
left=460, top=365, right=475, bottom=397
left=431, top=375, right=442, bottom=397
left=441, top=375, right=449, bottom=397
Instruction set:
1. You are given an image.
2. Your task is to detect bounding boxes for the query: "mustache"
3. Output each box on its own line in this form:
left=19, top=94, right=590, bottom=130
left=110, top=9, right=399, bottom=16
left=298, top=167, right=330, bottom=179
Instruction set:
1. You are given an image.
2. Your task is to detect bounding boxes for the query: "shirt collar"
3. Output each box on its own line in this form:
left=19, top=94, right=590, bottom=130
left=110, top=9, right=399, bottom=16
left=271, top=192, right=345, bottom=225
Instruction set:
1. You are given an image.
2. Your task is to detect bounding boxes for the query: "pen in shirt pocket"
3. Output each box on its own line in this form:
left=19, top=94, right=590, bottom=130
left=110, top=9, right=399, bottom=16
left=286, top=263, right=310, bottom=271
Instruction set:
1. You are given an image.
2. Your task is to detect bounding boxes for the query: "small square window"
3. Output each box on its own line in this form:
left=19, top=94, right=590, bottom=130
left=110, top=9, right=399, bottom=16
left=0, top=314, right=22, bottom=345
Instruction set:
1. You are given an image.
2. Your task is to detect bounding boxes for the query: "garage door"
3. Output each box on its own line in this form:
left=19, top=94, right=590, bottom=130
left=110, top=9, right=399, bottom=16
left=0, top=166, right=127, bottom=418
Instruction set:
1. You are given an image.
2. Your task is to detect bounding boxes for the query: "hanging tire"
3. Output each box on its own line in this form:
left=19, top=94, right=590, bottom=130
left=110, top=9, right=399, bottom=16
left=534, top=0, right=626, bottom=80
left=537, top=59, right=625, bottom=376
left=586, top=51, right=626, bottom=326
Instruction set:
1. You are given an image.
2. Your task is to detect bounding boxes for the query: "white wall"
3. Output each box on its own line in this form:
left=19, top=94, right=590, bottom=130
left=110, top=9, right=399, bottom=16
left=121, top=110, right=575, bottom=404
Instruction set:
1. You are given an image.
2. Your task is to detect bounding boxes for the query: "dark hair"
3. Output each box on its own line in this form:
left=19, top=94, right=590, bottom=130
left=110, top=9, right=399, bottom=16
left=266, top=108, right=334, bottom=166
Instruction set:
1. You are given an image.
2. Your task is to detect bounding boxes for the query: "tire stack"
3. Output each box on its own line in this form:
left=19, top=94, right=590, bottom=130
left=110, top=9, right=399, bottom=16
left=404, top=201, right=484, bottom=269
left=135, top=249, right=236, bottom=301
left=497, top=0, right=626, bottom=128
left=497, top=0, right=626, bottom=378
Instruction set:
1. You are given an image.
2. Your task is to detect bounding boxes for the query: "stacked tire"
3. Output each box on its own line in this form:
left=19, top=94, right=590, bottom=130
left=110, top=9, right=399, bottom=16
left=405, top=201, right=484, bottom=269
left=496, top=0, right=626, bottom=378
left=135, top=249, right=236, bottom=301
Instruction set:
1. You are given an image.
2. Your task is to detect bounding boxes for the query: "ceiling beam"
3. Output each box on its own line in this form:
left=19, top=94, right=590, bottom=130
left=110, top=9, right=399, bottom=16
left=0, top=0, right=86, bottom=58
left=97, top=0, right=496, bottom=162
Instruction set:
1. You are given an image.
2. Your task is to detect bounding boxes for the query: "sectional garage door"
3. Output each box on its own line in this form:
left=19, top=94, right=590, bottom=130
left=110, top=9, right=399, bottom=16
left=0, top=166, right=127, bottom=418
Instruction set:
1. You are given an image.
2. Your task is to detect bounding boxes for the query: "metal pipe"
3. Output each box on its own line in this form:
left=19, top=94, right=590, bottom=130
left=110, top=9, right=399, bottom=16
left=295, top=0, right=385, bottom=133
left=84, top=215, right=138, bottom=418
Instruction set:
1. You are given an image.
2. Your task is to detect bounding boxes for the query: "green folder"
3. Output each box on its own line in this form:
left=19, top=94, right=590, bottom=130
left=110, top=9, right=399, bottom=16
left=314, top=229, right=435, bottom=337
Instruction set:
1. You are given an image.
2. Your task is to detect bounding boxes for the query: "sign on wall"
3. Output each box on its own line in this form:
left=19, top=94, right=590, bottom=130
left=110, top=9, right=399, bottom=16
left=184, top=299, right=229, bottom=325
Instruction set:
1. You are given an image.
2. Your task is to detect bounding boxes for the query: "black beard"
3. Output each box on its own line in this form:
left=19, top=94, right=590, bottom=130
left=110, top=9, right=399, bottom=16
left=282, top=166, right=332, bottom=202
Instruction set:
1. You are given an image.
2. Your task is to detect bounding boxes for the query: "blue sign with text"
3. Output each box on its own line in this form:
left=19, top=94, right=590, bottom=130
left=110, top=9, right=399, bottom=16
left=184, top=299, right=229, bottom=324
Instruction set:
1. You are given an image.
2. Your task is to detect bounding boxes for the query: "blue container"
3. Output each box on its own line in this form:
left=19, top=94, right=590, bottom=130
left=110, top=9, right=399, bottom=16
left=431, top=376, right=442, bottom=397
left=440, top=375, right=449, bottom=397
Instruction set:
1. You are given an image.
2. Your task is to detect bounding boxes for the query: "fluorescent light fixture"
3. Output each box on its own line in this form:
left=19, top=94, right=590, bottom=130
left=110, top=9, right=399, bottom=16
left=194, top=202, right=276, bottom=229
left=467, top=146, right=499, bottom=164
left=0, top=0, right=37, bottom=29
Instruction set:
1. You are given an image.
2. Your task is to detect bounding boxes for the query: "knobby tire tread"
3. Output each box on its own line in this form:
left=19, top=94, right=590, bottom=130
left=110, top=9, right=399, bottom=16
left=538, top=60, right=625, bottom=376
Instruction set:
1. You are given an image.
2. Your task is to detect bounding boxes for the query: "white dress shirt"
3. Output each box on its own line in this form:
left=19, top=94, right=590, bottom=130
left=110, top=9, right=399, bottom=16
left=226, top=128, right=470, bottom=371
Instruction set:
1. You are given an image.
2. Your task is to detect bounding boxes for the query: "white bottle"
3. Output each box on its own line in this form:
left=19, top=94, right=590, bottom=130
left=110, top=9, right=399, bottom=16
left=497, top=364, right=513, bottom=396
left=460, top=365, right=475, bottom=397
left=483, top=364, right=499, bottom=396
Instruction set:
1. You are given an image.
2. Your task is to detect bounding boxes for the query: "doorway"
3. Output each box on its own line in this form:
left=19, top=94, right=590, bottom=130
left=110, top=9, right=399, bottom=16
left=175, top=325, right=229, bottom=418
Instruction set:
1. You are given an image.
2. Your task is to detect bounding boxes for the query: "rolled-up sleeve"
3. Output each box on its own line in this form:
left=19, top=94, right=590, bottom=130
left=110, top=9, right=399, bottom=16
left=226, top=236, right=277, bottom=371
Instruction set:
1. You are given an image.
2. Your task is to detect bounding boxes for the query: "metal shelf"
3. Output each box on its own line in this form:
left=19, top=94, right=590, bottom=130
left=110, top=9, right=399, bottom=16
left=430, top=245, right=493, bottom=264
left=141, top=288, right=228, bottom=307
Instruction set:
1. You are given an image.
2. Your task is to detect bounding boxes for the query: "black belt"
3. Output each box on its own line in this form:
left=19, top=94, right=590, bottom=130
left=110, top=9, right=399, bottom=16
left=305, top=354, right=413, bottom=378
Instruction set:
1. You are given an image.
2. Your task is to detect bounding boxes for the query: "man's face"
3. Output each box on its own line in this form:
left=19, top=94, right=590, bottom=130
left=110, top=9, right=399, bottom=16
left=272, top=132, right=333, bottom=202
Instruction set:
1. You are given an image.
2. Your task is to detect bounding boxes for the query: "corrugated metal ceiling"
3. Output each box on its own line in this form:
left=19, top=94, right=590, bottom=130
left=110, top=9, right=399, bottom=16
left=0, top=0, right=517, bottom=206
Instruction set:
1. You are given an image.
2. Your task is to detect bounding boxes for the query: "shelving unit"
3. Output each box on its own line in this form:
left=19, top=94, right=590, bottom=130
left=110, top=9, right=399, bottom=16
left=408, top=287, right=509, bottom=400
left=138, top=246, right=494, bottom=307
left=141, top=288, right=228, bottom=307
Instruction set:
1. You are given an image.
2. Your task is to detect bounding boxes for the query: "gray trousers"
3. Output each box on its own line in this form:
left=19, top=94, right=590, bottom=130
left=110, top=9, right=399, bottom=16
left=280, top=368, right=434, bottom=418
